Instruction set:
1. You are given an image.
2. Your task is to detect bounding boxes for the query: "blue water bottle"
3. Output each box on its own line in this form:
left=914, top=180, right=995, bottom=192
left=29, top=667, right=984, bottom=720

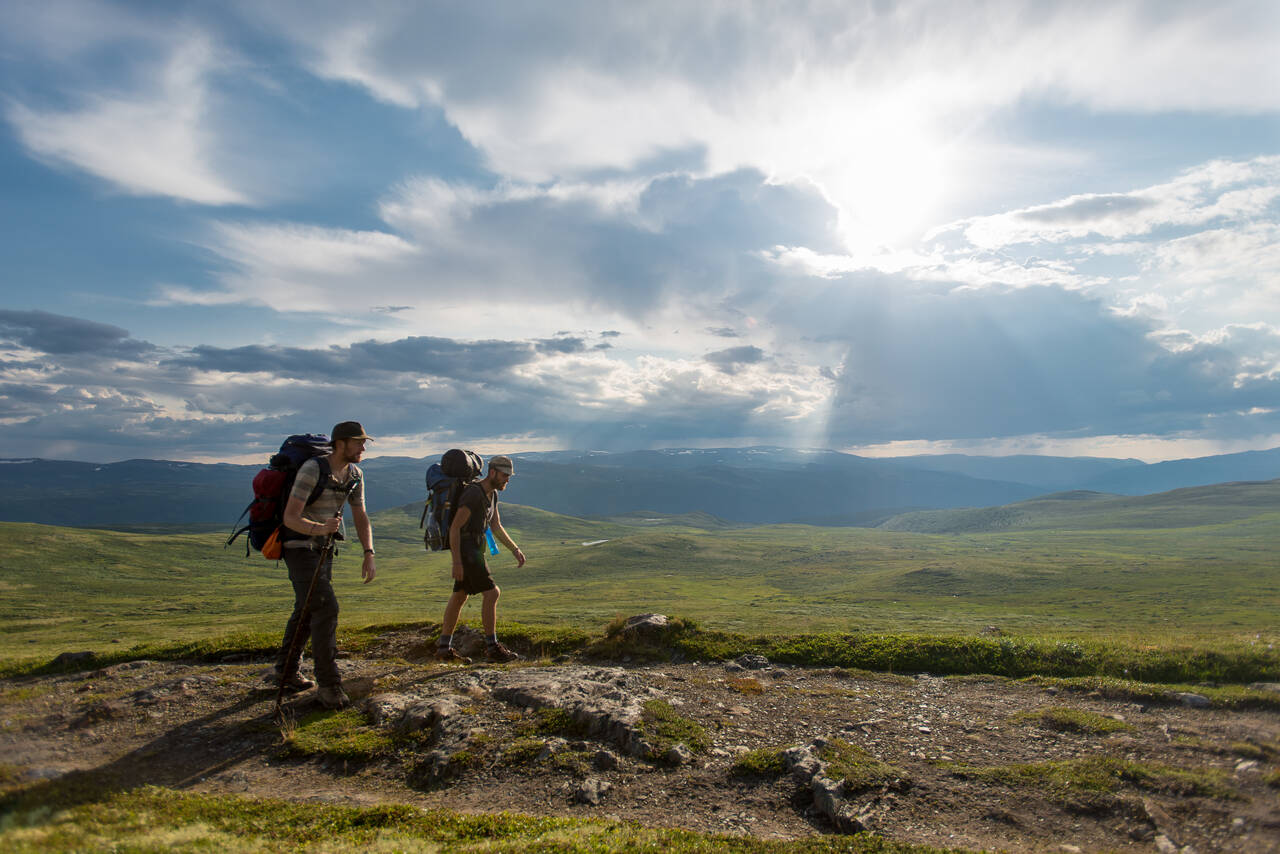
left=484, top=527, right=499, bottom=556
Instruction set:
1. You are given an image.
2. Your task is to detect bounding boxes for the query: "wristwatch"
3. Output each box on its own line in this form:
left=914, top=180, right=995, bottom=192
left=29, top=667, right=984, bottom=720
left=364, top=548, right=375, bottom=555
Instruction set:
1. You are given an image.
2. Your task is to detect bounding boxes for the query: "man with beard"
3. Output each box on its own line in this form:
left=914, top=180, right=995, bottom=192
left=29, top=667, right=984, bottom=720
left=274, top=421, right=377, bottom=708
left=435, top=455, right=526, bottom=663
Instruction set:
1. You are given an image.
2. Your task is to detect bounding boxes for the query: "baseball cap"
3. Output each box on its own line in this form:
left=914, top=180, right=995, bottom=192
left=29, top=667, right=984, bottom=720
left=489, top=454, right=514, bottom=475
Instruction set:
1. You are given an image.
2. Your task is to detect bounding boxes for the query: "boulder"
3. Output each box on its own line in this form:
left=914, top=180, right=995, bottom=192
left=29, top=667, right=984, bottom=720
left=574, top=777, right=612, bottom=805
left=399, top=698, right=461, bottom=734
left=620, top=614, right=669, bottom=643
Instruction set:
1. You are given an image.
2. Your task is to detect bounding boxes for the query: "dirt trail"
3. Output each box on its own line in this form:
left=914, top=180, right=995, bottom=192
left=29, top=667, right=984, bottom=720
left=2, top=638, right=1278, bottom=853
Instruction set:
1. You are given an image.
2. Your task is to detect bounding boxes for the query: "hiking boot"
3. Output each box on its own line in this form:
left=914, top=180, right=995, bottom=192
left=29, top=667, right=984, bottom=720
left=317, top=684, right=350, bottom=710
left=486, top=642, right=521, bottom=663
left=278, top=671, right=315, bottom=692
left=266, top=670, right=315, bottom=693
left=434, top=647, right=472, bottom=664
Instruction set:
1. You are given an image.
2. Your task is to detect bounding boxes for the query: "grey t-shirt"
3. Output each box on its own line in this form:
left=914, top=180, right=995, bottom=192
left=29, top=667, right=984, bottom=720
left=284, top=457, right=365, bottom=549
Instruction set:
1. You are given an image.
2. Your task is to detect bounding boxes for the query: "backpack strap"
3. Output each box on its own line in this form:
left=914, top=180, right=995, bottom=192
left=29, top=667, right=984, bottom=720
left=307, top=457, right=332, bottom=507
left=309, top=457, right=362, bottom=505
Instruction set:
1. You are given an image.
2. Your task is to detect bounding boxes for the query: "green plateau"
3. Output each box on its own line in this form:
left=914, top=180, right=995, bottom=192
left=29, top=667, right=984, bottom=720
left=2, top=478, right=1278, bottom=673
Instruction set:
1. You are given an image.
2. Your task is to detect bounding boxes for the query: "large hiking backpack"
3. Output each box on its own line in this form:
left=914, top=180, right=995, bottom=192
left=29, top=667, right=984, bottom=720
left=421, top=449, right=483, bottom=551
left=226, top=433, right=333, bottom=557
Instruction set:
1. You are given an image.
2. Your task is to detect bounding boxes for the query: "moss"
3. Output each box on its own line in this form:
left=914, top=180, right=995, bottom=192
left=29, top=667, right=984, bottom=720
left=520, top=706, right=589, bottom=738
left=638, top=699, right=711, bottom=759
left=1230, top=741, right=1268, bottom=760
left=504, top=737, right=547, bottom=765
left=1016, top=707, right=1134, bottom=735
left=729, top=747, right=787, bottom=778
left=818, top=740, right=905, bottom=792
left=281, top=709, right=394, bottom=761
left=0, top=783, right=954, bottom=852
left=728, top=676, right=766, bottom=695
left=1023, top=676, right=1280, bottom=711
left=943, top=756, right=1236, bottom=799
left=1263, top=768, right=1280, bottom=789
left=550, top=749, right=594, bottom=777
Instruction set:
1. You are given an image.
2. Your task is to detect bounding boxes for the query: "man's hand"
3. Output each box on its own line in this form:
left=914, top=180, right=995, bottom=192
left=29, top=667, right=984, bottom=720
left=513, top=548, right=526, bottom=568
left=361, top=553, right=376, bottom=583
left=319, top=516, right=342, bottom=535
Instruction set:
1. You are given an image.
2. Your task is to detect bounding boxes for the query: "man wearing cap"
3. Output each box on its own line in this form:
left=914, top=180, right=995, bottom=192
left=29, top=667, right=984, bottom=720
left=436, top=454, right=526, bottom=663
left=273, top=421, right=377, bottom=709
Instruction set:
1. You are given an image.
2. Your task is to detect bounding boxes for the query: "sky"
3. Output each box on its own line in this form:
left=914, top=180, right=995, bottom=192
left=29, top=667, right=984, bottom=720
left=1, top=0, right=1278, bottom=464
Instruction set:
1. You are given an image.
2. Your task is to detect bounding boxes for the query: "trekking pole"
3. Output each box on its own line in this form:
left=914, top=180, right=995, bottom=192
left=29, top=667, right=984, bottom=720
left=273, top=514, right=341, bottom=721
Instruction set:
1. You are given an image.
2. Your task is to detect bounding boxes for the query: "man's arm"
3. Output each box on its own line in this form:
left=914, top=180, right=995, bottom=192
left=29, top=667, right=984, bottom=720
left=449, top=505, right=472, bottom=581
left=351, top=503, right=376, bottom=583
left=490, top=505, right=526, bottom=567
left=282, top=495, right=341, bottom=536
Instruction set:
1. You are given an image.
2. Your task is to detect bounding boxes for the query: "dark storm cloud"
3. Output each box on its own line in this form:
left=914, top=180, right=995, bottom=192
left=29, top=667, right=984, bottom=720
left=704, top=345, right=766, bottom=374
left=0, top=310, right=153, bottom=358
left=534, top=337, right=589, bottom=354
left=177, top=336, right=541, bottom=381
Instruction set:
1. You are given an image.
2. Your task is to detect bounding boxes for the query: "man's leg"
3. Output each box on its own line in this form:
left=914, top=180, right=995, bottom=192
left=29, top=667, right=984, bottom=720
left=305, top=550, right=341, bottom=688
left=277, top=548, right=320, bottom=678
left=440, top=590, right=469, bottom=640
left=481, top=586, right=519, bottom=662
left=436, top=590, right=472, bottom=661
left=480, top=586, right=500, bottom=637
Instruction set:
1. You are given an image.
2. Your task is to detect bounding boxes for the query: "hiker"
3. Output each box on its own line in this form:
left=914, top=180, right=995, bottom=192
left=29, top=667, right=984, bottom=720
left=273, top=421, right=377, bottom=709
left=436, top=454, right=526, bottom=663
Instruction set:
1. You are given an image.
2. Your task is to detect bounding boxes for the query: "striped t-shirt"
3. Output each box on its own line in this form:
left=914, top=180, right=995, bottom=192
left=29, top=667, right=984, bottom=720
left=284, top=458, right=365, bottom=549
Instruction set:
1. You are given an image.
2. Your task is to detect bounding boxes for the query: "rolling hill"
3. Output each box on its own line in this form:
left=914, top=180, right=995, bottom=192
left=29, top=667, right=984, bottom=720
left=1, top=445, right=1277, bottom=529
left=875, top=477, right=1280, bottom=533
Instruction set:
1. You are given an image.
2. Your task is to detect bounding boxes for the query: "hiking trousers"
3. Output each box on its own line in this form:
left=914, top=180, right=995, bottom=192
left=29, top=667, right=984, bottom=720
left=276, top=547, right=341, bottom=687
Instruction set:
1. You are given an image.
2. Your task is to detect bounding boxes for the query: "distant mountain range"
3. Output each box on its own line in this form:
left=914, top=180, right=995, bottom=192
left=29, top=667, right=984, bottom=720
left=1, top=445, right=1278, bottom=529
left=875, top=478, right=1280, bottom=534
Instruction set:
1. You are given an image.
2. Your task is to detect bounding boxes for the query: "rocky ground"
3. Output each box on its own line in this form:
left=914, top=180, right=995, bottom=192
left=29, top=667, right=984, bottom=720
left=2, top=624, right=1278, bottom=853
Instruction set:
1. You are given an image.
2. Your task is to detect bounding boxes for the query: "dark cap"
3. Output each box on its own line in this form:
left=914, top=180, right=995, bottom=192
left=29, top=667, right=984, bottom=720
left=331, top=421, right=372, bottom=442
left=489, top=454, right=514, bottom=475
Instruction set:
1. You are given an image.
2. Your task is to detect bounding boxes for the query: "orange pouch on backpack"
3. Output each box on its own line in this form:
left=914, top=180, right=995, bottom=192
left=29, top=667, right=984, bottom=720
left=262, top=527, right=283, bottom=560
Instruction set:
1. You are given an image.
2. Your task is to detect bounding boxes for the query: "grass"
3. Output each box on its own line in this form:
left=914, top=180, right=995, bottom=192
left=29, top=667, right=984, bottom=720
left=1015, top=707, right=1134, bottom=735
left=730, top=747, right=787, bottom=778
left=942, top=756, right=1236, bottom=799
left=1023, top=676, right=1280, bottom=710
left=817, top=740, right=906, bottom=793
left=4, top=622, right=1278, bottom=690
left=3, top=493, right=1278, bottom=673
left=504, top=737, right=547, bottom=764
left=519, top=707, right=590, bottom=738
left=0, top=786, right=959, bottom=853
left=637, top=699, right=712, bottom=759
left=280, top=709, right=395, bottom=761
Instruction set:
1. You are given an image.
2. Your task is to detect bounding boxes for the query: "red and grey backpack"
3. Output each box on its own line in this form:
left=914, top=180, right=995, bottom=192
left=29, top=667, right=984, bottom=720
left=226, top=434, right=333, bottom=558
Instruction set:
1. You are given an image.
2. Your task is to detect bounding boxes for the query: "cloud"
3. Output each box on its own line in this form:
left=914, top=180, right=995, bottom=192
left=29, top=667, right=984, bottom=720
left=174, top=167, right=842, bottom=331
left=6, top=35, right=250, bottom=205
left=241, top=0, right=1280, bottom=247
left=778, top=279, right=1280, bottom=445
left=943, top=156, right=1280, bottom=248
left=705, top=345, right=766, bottom=374
left=0, top=310, right=153, bottom=358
